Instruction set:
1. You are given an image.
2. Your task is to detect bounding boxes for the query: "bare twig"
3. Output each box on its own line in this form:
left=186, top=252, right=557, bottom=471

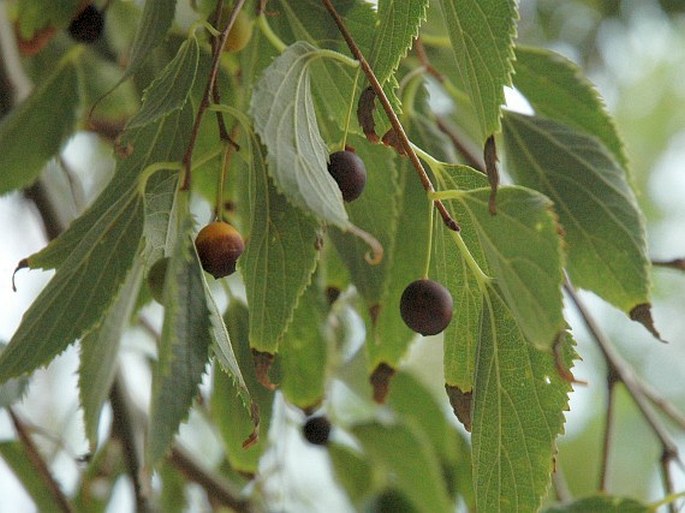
left=181, top=0, right=247, bottom=190
left=652, top=258, right=685, bottom=271
left=321, top=0, right=459, bottom=231
left=169, top=445, right=254, bottom=513
left=8, top=408, right=75, bottom=513
left=564, top=280, right=680, bottom=511
left=598, top=374, right=617, bottom=492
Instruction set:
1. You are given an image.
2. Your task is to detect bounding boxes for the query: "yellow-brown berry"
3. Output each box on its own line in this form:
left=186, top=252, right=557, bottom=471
left=222, top=10, right=253, bottom=53
left=195, top=222, right=245, bottom=279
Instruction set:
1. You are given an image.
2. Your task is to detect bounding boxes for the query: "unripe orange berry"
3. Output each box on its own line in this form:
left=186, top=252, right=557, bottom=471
left=223, top=10, right=253, bottom=53
left=195, top=222, right=245, bottom=279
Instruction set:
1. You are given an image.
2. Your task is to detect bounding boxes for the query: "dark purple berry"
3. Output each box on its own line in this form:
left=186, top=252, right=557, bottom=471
left=303, top=416, right=331, bottom=446
left=68, top=5, right=104, bottom=44
left=399, top=279, right=453, bottom=336
left=327, top=150, right=367, bottom=202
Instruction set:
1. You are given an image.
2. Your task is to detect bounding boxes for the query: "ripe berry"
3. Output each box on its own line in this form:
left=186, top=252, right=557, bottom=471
left=146, top=257, right=169, bottom=304
left=399, top=279, right=453, bottom=336
left=68, top=5, right=105, bottom=44
left=327, top=150, right=367, bottom=202
left=222, top=10, right=253, bottom=53
left=302, top=416, right=331, bottom=446
left=194, top=221, right=245, bottom=279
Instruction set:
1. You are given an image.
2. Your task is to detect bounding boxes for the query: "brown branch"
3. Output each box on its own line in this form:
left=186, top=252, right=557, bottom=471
left=652, top=258, right=685, bottom=271
left=321, top=0, right=459, bottom=231
left=564, top=280, right=680, bottom=511
left=181, top=0, right=247, bottom=190
left=169, top=445, right=254, bottom=513
left=9, top=408, right=75, bottom=513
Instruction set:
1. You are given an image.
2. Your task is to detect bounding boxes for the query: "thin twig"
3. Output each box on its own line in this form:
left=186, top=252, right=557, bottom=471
left=652, top=258, right=685, bottom=271
left=321, top=0, right=459, bottom=231
left=435, top=116, right=485, bottom=172
left=8, top=408, right=75, bottom=513
left=564, top=280, right=680, bottom=511
left=551, top=465, right=572, bottom=504
left=169, top=445, right=254, bottom=513
left=181, top=0, right=247, bottom=190
left=598, top=375, right=617, bottom=492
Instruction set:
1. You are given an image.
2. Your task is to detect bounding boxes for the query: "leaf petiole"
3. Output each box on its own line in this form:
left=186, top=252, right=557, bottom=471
left=257, top=13, right=287, bottom=53
left=137, top=161, right=184, bottom=195
left=449, top=230, right=491, bottom=287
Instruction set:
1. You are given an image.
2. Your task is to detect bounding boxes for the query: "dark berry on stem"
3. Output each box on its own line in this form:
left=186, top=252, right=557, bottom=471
left=399, top=279, right=453, bottom=336
left=195, top=221, right=245, bottom=279
left=328, top=150, right=367, bottom=202
left=303, top=416, right=331, bottom=446
left=68, top=5, right=104, bottom=44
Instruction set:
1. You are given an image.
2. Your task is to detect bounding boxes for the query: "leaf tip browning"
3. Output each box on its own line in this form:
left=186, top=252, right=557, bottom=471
left=252, top=349, right=278, bottom=390
left=629, top=303, right=666, bottom=343
left=370, top=362, right=395, bottom=403
left=11, top=258, right=29, bottom=292
left=484, top=135, right=499, bottom=215
left=445, top=384, right=472, bottom=432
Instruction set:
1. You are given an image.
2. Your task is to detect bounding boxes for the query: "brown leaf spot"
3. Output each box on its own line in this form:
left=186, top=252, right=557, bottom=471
left=368, top=304, right=381, bottom=325
left=484, top=135, right=499, bottom=215
left=241, top=401, right=261, bottom=449
left=445, top=384, right=472, bottom=432
left=630, top=303, right=666, bottom=342
left=252, top=349, right=278, bottom=390
left=369, top=362, right=395, bottom=403
left=15, top=23, right=56, bottom=56
left=357, top=86, right=379, bottom=143
left=553, top=334, right=584, bottom=385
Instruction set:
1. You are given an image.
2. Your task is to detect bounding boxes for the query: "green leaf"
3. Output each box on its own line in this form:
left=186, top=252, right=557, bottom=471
left=0, top=192, right=144, bottom=382
left=240, top=131, right=321, bottom=354
left=79, top=260, right=144, bottom=450
left=16, top=0, right=80, bottom=35
left=0, top=345, right=29, bottom=408
left=125, top=0, right=177, bottom=78
left=0, top=56, right=79, bottom=194
left=513, top=46, right=628, bottom=169
left=544, top=495, right=650, bottom=513
left=367, top=162, right=429, bottom=369
left=369, top=0, right=429, bottom=89
left=147, top=196, right=212, bottom=465
left=330, top=139, right=400, bottom=306
left=127, top=34, right=200, bottom=129
left=0, top=442, right=67, bottom=513
left=27, top=105, right=192, bottom=271
left=353, top=421, right=454, bottom=513
left=250, top=41, right=350, bottom=228
left=452, top=186, right=565, bottom=350
left=328, top=443, right=374, bottom=505
left=213, top=301, right=274, bottom=475
left=439, top=0, right=518, bottom=141
left=472, top=287, right=573, bottom=513
left=279, top=282, right=328, bottom=409
left=502, top=112, right=650, bottom=314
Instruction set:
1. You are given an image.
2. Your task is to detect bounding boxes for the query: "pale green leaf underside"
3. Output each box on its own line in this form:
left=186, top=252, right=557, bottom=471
left=250, top=41, right=350, bottom=228
left=456, top=186, right=565, bottom=350
left=543, top=495, right=649, bottom=513
left=502, top=112, right=650, bottom=313
left=0, top=57, right=78, bottom=194
left=125, top=0, right=177, bottom=79
left=79, top=260, right=144, bottom=450
left=513, top=46, right=628, bottom=169
left=127, top=34, right=200, bottom=129
left=148, top=205, right=212, bottom=465
left=0, top=192, right=144, bottom=382
left=370, top=0, right=429, bottom=88
left=240, top=131, right=321, bottom=354
left=439, top=0, right=518, bottom=141
left=472, top=287, right=573, bottom=513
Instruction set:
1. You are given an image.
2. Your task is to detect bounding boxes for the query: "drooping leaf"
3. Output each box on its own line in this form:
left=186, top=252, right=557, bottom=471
left=353, top=421, right=454, bottom=513
left=26, top=106, right=192, bottom=271
left=0, top=55, right=79, bottom=194
left=240, top=128, right=321, bottom=354
left=502, top=112, right=651, bottom=316
left=0, top=345, right=29, bottom=408
left=0, top=192, right=144, bottom=382
left=330, top=139, right=400, bottom=307
left=0, top=442, right=67, bottom=513
left=328, top=443, right=374, bottom=505
left=127, top=34, right=200, bottom=129
left=368, top=0, right=429, bottom=102
left=125, top=0, right=177, bottom=79
left=279, top=281, right=328, bottom=410
left=79, top=260, right=144, bottom=450
left=472, top=287, right=574, bottom=513
left=142, top=170, right=180, bottom=262
left=513, top=46, right=628, bottom=169
left=213, top=301, right=274, bottom=475
left=250, top=41, right=350, bottom=228
left=147, top=194, right=212, bottom=465
left=438, top=0, right=518, bottom=141
left=452, top=186, right=565, bottom=350
left=543, top=495, right=650, bottom=513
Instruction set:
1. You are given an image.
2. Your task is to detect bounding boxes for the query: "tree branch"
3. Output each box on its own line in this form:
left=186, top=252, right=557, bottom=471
left=321, top=0, right=459, bottom=232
